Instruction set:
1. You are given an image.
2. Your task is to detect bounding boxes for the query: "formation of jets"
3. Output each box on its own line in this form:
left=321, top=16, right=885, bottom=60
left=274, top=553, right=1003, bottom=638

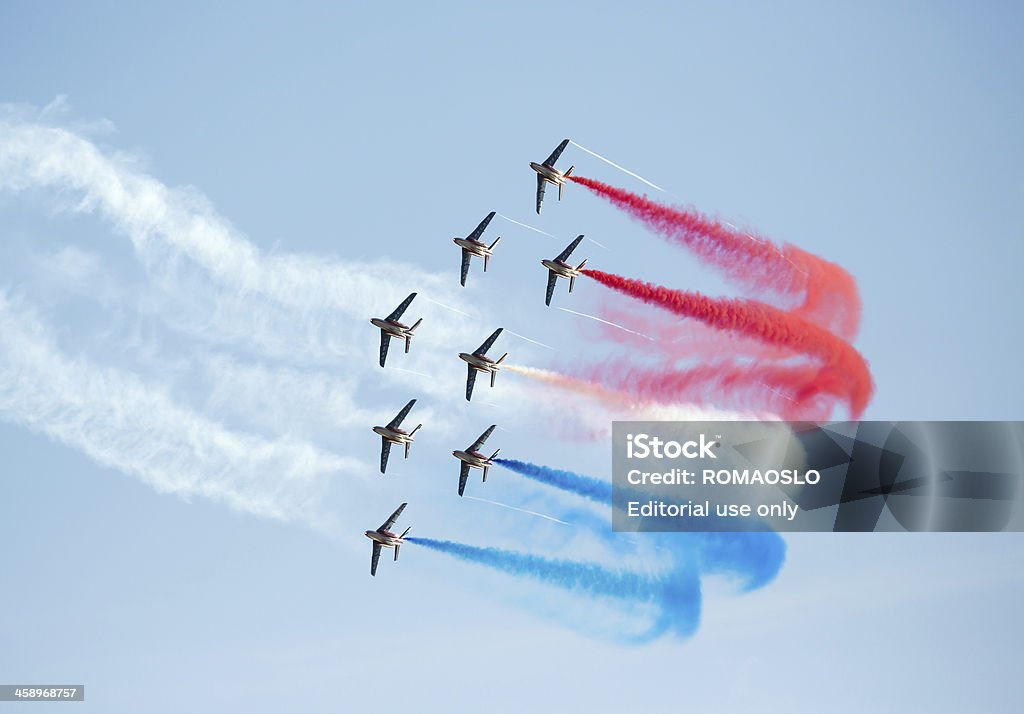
left=364, top=139, right=587, bottom=575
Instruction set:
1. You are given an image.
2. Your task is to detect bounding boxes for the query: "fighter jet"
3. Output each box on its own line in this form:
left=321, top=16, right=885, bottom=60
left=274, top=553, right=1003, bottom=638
left=372, top=399, right=422, bottom=474
left=370, top=292, right=423, bottom=368
left=452, top=425, right=500, bottom=496
left=365, top=502, right=410, bottom=576
left=529, top=138, right=573, bottom=214
left=458, top=328, right=507, bottom=401
left=541, top=235, right=588, bottom=306
left=453, top=211, right=502, bottom=287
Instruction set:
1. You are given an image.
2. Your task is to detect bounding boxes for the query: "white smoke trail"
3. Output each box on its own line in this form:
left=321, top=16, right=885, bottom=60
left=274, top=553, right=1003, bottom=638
left=389, top=366, right=434, bottom=380
left=495, top=212, right=559, bottom=239
left=0, top=292, right=359, bottom=532
left=556, top=306, right=656, bottom=341
left=504, top=329, right=555, bottom=351
left=423, top=295, right=474, bottom=318
left=0, top=118, right=476, bottom=410
left=495, top=212, right=606, bottom=251
left=0, top=120, right=468, bottom=368
left=569, top=140, right=665, bottom=192
left=464, top=495, right=571, bottom=526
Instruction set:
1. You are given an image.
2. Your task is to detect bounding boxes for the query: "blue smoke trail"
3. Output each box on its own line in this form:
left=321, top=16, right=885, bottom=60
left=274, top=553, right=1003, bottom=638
left=494, top=458, right=613, bottom=504
left=694, top=531, right=787, bottom=591
left=406, top=536, right=701, bottom=641
left=494, top=457, right=787, bottom=594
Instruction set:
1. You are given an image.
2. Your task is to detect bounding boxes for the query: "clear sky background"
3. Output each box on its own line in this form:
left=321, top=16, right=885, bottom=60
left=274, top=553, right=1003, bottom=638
left=1, top=1, right=1022, bottom=712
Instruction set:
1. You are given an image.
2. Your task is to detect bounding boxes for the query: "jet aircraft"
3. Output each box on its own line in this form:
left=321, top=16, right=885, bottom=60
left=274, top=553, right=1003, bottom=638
left=541, top=235, right=588, bottom=306
left=529, top=138, right=573, bottom=214
left=453, top=211, right=502, bottom=286
left=365, top=502, right=410, bottom=576
left=458, top=328, right=507, bottom=401
left=370, top=293, right=422, bottom=367
left=452, top=426, right=500, bottom=496
left=372, top=399, right=422, bottom=474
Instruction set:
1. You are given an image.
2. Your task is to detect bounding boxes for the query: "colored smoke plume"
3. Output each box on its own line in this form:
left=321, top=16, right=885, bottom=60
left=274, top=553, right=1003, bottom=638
left=569, top=175, right=860, bottom=340
left=495, top=458, right=613, bottom=504
left=581, top=268, right=873, bottom=417
left=406, top=536, right=703, bottom=641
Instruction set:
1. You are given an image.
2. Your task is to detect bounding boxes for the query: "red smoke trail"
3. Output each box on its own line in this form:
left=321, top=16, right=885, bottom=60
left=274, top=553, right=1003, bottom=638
left=569, top=175, right=861, bottom=340
left=581, top=269, right=873, bottom=417
left=585, top=359, right=846, bottom=422
left=596, top=299, right=796, bottom=363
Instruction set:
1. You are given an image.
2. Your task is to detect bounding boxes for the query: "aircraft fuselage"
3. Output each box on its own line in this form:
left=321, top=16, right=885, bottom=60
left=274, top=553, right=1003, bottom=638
left=541, top=258, right=582, bottom=279
left=373, top=425, right=413, bottom=444
left=453, top=237, right=492, bottom=257
left=452, top=449, right=492, bottom=469
left=530, top=162, right=568, bottom=185
left=365, top=529, right=403, bottom=548
left=459, top=352, right=500, bottom=373
left=371, top=317, right=413, bottom=338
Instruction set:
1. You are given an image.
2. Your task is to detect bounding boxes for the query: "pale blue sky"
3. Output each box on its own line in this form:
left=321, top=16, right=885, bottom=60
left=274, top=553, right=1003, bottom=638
left=1, top=2, right=1022, bottom=712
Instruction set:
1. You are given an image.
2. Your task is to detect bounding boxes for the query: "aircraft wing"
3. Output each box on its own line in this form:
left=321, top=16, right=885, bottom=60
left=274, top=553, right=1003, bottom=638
left=458, top=462, right=471, bottom=496
left=386, top=292, right=417, bottom=322
left=544, top=270, right=558, bottom=306
left=465, top=364, right=478, bottom=402
left=554, top=235, right=585, bottom=263
left=379, top=439, right=392, bottom=474
left=387, top=399, right=416, bottom=429
left=543, top=138, right=570, bottom=167
left=370, top=542, right=382, bottom=576
left=378, top=331, right=390, bottom=368
left=535, top=173, right=547, bottom=214
left=468, top=424, right=496, bottom=452
left=378, top=502, right=408, bottom=532
left=467, top=211, right=496, bottom=242
left=473, top=328, right=503, bottom=356
left=460, top=248, right=472, bottom=287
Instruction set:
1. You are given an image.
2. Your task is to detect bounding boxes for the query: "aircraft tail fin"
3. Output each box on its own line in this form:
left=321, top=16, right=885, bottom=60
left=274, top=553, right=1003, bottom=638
left=409, top=424, right=422, bottom=437
left=490, top=448, right=501, bottom=460
left=400, top=526, right=411, bottom=539
left=564, top=165, right=574, bottom=177
left=483, top=465, right=489, bottom=482
left=483, top=254, right=490, bottom=272
left=408, top=317, right=423, bottom=333
left=490, top=370, right=496, bottom=388
left=404, top=441, right=411, bottom=459
left=576, top=258, right=587, bottom=271
left=394, top=544, right=400, bottom=561
left=496, top=352, right=508, bottom=365
left=569, top=276, right=575, bottom=293
left=404, top=336, right=411, bottom=353
left=489, top=236, right=501, bottom=251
